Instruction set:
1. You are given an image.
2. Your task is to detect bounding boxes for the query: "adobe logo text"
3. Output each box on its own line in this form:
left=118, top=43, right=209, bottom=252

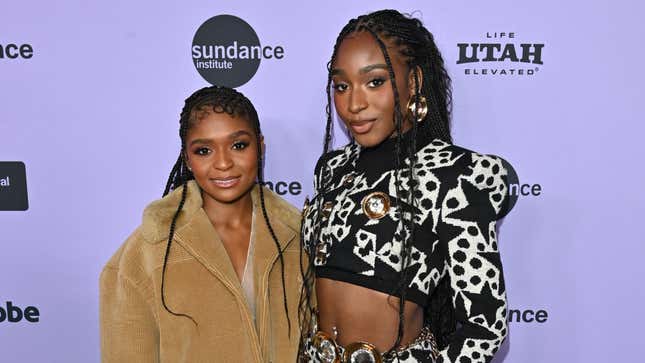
left=0, top=301, right=40, bottom=323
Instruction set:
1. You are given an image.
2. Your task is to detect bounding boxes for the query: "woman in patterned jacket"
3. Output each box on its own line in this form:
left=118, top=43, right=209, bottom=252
left=299, top=9, right=511, bottom=363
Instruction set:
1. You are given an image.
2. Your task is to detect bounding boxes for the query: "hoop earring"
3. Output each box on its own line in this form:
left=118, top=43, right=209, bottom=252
left=406, top=94, right=428, bottom=122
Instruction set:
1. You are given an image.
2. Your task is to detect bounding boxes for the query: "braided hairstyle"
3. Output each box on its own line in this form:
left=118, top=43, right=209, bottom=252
left=299, top=9, right=455, bottom=356
left=162, top=85, right=291, bottom=334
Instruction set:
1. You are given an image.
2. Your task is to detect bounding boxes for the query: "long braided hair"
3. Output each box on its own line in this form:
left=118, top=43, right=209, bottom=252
left=162, top=85, right=291, bottom=334
left=299, top=9, right=455, bottom=356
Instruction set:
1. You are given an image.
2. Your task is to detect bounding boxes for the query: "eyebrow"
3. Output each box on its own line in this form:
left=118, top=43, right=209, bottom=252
left=189, top=130, right=253, bottom=146
left=331, top=63, right=389, bottom=76
left=228, top=130, right=253, bottom=139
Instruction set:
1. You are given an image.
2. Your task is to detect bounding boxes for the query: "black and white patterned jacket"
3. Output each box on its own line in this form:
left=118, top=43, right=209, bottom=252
left=302, top=126, right=510, bottom=363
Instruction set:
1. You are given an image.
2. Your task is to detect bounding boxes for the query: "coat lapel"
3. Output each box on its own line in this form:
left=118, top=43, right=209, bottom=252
left=253, top=211, right=296, bottom=280
left=168, top=184, right=297, bottom=300
left=142, top=180, right=296, bottom=302
left=251, top=186, right=297, bottom=358
left=174, top=208, right=242, bottom=292
left=250, top=184, right=297, bottom=280
left=139, top=181, right=300, bottom=363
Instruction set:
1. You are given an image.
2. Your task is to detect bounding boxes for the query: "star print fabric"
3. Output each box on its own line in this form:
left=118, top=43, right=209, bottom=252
left=302, top=129, right=510, bottom=363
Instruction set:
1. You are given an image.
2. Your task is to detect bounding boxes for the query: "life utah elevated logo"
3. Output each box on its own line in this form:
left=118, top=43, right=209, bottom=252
left=192, top=15, right=284, bottom=87
left=457, top=32, right=544, bottom=76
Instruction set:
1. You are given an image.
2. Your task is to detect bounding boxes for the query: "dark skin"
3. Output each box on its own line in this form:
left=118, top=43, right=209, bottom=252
left=185, top=111, right=264, bottom=280
left=318, top=31, right=425, bottom=351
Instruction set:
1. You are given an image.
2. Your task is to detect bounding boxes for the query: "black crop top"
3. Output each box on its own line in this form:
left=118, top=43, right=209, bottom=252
left=302, top=123, right=510, bottom=362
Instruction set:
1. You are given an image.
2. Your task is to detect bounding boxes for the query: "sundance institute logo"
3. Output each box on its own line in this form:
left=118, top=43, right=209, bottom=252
left=457, top=32, right=544, bottom=77
left=192, top=15, right=285, bottom=87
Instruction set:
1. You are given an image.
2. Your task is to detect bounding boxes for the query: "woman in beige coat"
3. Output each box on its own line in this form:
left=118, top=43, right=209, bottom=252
left=100, top=86, right=303, bottom=363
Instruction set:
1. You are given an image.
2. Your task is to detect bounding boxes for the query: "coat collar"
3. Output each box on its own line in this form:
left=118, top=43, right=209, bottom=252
left=140, top=180, right=298, bottom=288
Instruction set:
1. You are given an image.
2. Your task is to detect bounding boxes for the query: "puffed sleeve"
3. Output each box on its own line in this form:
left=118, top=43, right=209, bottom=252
left=436, top=153, right=509, bottom=363
left=302, top=149, right=346, bottom=254
left=100, top=267, right=160, bottom=363
left=312, top=148, right=345, bottom=192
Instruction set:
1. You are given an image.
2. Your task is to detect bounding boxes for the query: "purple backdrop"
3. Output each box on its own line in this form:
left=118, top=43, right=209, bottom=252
left=1, top=0, right=643, bottom=362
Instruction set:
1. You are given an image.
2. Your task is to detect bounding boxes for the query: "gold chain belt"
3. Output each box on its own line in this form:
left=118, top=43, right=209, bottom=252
left=310, top=326, right=439, bottom=363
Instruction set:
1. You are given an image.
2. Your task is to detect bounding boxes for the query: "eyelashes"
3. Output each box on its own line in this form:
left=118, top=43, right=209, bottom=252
left=333, top=83, right=348, bottom=92
left=232, top=141, right=249, bottom=150
left=332, top=77, right=388, bottom=93
left=194, top=147, right=210, bottom=156
left=191, top=141, right=250, bottom=156
left=367, top=77, right=386, bottom=87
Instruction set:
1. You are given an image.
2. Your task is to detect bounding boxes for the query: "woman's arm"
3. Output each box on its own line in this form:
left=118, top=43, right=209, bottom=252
left=99, top=267, right=159, bottom=363
left=436, top=153, right=509, bottom=363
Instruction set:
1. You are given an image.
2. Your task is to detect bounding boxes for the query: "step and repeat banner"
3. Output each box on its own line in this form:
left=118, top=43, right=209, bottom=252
left=1, top=0, right=643, bottom=362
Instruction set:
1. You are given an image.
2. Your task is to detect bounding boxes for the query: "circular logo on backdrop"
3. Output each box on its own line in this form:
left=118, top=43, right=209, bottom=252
left=192, top=15, right=262, bottom=87
left=499, top=157, right=519, bottom=218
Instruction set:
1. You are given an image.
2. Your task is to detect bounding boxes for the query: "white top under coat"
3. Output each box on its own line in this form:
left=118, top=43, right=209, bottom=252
left=241, top=209, right=256, bottom=323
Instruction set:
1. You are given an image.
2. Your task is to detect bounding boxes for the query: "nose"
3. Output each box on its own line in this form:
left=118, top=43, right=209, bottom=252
left=348, top=88, right=367, bottom=114
left=212, top=149, right=233, bottom=171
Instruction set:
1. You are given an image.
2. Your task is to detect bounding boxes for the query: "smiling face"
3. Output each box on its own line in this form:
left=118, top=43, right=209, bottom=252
left=331, top=31, right=415, bottom=147
left=184, top=110, right=260, bottom=206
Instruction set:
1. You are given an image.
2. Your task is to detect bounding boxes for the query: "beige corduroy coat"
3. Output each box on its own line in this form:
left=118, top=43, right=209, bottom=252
left=100, top=181, right=303, bottom=363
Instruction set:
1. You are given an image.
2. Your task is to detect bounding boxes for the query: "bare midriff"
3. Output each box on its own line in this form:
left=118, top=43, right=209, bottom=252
left=316, top=277, right=424, bottom=352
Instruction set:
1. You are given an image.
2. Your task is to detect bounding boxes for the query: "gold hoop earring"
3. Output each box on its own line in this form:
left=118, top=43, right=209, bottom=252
left=407, top=94, right=428, bottom=122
